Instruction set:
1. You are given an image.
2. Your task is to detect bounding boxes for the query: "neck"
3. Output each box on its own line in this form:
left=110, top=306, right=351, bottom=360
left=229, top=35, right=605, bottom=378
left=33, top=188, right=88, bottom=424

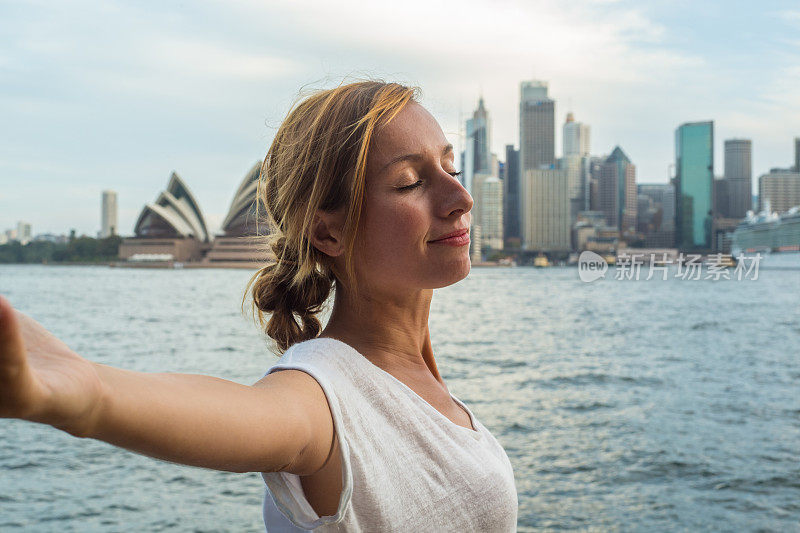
left=319, top=283, right=442, bottom=384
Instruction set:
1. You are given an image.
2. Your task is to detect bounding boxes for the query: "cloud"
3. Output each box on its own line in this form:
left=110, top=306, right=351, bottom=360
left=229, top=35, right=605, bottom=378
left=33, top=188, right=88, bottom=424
left=2, top=0, right=799, bottom=234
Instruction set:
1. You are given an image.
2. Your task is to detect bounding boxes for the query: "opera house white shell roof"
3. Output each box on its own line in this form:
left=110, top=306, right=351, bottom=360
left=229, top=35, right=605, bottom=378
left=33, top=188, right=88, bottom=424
left=133, top=172, right=210, bottom=242
left=220, top=162, right=263, bottom=237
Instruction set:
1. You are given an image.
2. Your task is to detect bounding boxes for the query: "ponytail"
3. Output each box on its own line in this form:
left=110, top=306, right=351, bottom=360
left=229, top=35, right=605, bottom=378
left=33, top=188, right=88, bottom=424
left=245, top=234, right=335, bottom=353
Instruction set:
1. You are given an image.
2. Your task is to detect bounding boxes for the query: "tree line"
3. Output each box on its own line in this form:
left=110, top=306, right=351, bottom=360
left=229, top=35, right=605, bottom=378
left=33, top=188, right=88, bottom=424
left=0, top=233, right=122, bottom=264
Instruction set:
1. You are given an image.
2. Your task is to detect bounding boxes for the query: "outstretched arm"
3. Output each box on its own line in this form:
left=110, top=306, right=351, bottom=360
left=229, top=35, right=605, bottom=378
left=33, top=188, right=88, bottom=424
left=0, top=295, right=335, bottom=476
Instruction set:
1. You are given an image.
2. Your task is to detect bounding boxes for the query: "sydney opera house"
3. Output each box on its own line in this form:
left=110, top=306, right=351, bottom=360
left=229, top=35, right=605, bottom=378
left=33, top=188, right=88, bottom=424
left=118, top=163, right=275, bottom=268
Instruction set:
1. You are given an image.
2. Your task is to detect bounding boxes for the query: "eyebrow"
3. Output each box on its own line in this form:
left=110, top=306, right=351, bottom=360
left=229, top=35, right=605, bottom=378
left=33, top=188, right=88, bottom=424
left=380, top=143, right=454, bottom=173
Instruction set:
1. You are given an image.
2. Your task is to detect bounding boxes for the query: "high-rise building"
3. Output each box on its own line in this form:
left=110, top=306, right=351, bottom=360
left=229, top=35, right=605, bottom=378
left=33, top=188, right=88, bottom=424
left=587, top=156, right=605, bottom=211
left=558, top=154, right=585, bottom=225
left=503, top=145, right=521, bottom=247
left=675, top=121, right=714, bottom=250
left=713, top=177, right=729, bottom=219
left=638, top=184, right=676, bottom=231
left=101, top=190, right=118, bottom=238
left=723, top=139, right=752, bottom=219
left=758, top=170, right=800, bottom=213
left=561, top=112, right=591, bottom=225
left=481, top=177, right=503, bottom=250
left=470, top=171, right=491, bottom=244
left=637, top=183, right=676, bottom=247
left=794, top=137, right=799, bottom=172
left=519, top=80, right=555, bottom=173
left=598, top=146, right=637, bottom=236
left=522, top=168, right=570, bottom=251
left=563, top=113, right=590, bottom=157
left=462, top=97, right=492, bottom=255
left=15, top=221, right=32, bottom=245
left=463, top=97, right=491, bottom=196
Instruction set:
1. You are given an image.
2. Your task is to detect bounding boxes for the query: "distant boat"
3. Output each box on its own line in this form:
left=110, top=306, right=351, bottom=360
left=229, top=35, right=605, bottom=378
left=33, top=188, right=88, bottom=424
left=533, top=254, right=550, bottom=268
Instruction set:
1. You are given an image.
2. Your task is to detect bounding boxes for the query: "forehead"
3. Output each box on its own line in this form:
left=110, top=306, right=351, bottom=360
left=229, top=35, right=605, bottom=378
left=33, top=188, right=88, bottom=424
left=367, top=102, right=449, bottom=167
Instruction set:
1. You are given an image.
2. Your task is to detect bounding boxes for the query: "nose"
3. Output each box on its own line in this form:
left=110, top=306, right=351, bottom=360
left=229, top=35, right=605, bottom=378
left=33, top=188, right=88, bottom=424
left=437, top=169, right=473, bottom=219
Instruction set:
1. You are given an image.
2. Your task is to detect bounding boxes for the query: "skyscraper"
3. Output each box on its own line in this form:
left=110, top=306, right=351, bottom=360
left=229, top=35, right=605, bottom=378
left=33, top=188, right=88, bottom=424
left=675, top=121, right=714, bottom=250
left=15, top=221, right=32, bottom=245
left=598, top=147, right=637, bottom=236
left=758, top=170, right=800, bottom=213
left=560, top=113, right=591, bottom=226
left=519, top=80, right=555, bottom=173
left=563, top=112, right=590, bottom=157
left=794, top=137, right=799, bottom=173
left=463, top=96, right=491, bottom=196
left=637, top=183, right=676, bottom=248
left=522, top=168, right=570, bottom=251
left=723, top=139, right=752, bottom=219
left=101, top=190, right=118, bottom=238
left=503, top=145, right=521, bottom=247
left=481, top=177, right=503, bottom=250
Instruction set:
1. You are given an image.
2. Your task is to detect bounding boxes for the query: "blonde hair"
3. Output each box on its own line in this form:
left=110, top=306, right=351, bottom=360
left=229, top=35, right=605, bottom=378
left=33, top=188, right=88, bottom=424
left=244, top=80, right=420, bottom=354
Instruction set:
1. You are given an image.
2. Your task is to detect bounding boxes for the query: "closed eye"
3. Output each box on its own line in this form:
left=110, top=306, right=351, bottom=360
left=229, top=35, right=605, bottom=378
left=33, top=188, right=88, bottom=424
left=398, top=171, right=462, bottom=191
left=398, top=180, right=424, bottom=191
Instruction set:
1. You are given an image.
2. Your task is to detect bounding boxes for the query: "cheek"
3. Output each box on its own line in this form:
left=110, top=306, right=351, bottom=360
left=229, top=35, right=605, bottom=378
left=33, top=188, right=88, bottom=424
left=361, top=196, right=428, bottom=253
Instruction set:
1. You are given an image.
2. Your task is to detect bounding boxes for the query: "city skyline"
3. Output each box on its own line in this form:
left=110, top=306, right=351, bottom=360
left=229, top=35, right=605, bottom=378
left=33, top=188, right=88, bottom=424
left=2, top=1, right=800, bottom=236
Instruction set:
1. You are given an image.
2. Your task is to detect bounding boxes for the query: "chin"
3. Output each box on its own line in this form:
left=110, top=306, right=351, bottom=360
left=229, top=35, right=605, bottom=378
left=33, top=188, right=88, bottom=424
left=429, top=256, right=471, bottom=289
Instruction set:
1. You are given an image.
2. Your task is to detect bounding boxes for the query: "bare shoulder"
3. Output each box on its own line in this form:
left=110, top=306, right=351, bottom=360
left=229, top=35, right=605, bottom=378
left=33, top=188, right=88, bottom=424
left=252, top=368, right=336, bottom=477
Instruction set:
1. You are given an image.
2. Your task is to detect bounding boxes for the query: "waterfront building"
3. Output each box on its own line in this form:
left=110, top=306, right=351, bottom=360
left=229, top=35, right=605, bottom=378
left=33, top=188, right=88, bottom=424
left=33, top=233, right=69, bottom=244
left=598, top=147, right=637, bottom=237
left=503, top=145, right=521, bottom=248
left=795, top=137, right=799, bottom=172
left=713, top=176, right=729, bottom=220
left=723, top=139, right=752, bottom=219
left=519, top=80, right=555, bottom=173
left=470, top=171, right=490, bottom=246
left=522, top=168, right=570, bottom=251
left=563, top=113, right=590, bottom=157
left=463, top=96, right=491, bottom=196
left=480, top=177, right=503, bottom=251
left=470, top=224, right=482, bottom=263
left=559, top=154, right=586, bottom=225
left=462, top=97, right=492, bottom=254
left=15, top=222, right=32, bottom=245
left=202, top=162, right=275, bottom=268
left=637, top=183, right=675, bottom=248
left=119, top=172, right=210, bottom=263
left=101, top=190, right=118, bottom=238
left=675, top=121, right=714, bottom=250
left=758, top=169, right=800, bottom=214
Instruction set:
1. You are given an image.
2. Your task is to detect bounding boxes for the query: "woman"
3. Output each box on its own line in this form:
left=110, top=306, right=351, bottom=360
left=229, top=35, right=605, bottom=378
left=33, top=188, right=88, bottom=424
left=0, top=80, right=518, bottom=532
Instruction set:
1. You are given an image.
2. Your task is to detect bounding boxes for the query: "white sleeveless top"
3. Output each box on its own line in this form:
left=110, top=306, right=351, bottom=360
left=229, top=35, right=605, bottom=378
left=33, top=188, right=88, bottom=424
left=259, top=337, right=518, bottom=532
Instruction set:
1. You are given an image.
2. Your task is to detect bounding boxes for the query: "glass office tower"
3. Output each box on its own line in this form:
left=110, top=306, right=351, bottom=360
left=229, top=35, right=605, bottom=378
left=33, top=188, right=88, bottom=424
left=675, top=121, right=714, bottom=250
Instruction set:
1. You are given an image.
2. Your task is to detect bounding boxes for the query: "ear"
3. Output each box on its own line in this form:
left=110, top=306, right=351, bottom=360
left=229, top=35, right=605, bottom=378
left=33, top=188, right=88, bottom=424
left=309, top=208, right=346, bottom=257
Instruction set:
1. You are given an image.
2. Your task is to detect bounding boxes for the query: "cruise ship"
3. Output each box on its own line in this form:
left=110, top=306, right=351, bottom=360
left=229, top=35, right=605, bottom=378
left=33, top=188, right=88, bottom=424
left=730, top=206, right=800, bottom=269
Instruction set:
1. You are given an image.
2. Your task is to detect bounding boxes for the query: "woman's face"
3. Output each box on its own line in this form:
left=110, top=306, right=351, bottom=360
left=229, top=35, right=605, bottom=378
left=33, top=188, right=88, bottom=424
left=353, top=101, right=473, bottom=295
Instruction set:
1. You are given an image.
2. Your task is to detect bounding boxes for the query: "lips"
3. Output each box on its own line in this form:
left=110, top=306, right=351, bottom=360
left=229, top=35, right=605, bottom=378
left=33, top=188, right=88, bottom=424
left=429, top=228, right=469, bottom=242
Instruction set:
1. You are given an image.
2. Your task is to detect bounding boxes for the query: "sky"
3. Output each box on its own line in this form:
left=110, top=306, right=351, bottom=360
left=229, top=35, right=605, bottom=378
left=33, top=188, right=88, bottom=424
left=2, top=0, right=799, bottom=237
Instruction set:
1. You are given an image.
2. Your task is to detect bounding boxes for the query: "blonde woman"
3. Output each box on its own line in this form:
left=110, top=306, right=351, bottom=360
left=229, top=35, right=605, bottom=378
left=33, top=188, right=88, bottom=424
left=0, top=81, right=518, bottom=532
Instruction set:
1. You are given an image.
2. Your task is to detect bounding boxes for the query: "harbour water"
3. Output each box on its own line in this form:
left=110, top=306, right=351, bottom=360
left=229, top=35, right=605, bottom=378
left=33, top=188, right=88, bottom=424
left=0, top=265, right=798, bottom=531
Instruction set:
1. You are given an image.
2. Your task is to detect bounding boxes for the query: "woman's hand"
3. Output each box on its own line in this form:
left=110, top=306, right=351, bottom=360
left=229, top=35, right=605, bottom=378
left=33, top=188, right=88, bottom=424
left=0, top=295, right=105, bottom=436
